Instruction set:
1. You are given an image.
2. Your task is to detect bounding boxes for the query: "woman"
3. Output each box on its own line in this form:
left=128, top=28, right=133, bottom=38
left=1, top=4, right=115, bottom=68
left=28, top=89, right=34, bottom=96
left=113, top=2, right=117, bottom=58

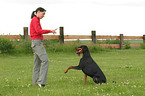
left=30, top=7, right=56, bottom=87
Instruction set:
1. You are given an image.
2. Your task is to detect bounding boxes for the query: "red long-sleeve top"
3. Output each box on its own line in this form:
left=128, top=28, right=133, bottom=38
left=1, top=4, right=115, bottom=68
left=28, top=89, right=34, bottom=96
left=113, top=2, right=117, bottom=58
left=30, top=16, right=51, bottom=40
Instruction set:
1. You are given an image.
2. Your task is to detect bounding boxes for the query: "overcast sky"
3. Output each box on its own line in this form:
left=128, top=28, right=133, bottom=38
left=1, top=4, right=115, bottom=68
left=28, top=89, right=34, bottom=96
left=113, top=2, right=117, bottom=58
left=1, top=0, right=145, bottom=36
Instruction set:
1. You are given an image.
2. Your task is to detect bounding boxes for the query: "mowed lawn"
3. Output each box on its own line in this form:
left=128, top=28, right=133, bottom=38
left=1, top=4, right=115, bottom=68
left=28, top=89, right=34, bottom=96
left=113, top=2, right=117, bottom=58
left=0, top=49, right=145, bottom=96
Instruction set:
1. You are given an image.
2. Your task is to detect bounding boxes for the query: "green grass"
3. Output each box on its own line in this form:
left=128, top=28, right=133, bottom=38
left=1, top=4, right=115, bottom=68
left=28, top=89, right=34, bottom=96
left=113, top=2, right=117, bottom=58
left=0, top=49, right=145, bottom=96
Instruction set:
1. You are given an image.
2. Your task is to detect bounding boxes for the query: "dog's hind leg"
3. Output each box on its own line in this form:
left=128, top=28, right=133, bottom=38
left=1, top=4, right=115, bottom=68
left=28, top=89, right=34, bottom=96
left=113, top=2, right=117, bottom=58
left=84, top=74, right=87, bottom=83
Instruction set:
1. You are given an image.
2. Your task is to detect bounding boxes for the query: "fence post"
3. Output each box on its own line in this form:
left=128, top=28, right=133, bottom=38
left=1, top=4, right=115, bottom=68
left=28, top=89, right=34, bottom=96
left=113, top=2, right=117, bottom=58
left=91, top=30, right=96, bottom=44
left=59, top=27, right=64, bottom=44
left=23, top=27, right=29, bottom=40
left=143, top=35, right=145, bottom=43
left=120, top=34, right=123, bottom=50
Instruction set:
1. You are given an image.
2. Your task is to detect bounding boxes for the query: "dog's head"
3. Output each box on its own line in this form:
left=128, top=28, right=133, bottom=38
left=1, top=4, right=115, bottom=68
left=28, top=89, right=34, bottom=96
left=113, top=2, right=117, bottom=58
left=75, top=45, right=89, bottom=56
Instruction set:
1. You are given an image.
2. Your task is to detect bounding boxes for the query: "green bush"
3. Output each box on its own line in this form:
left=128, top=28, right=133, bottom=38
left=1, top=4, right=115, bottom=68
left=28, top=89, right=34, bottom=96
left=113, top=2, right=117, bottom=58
left=88, top=44, right=105, bottom=53
left=45, top=42, right=106, bottom=53
left=0, top=38, right=113, bottom=54
left=14, top=40, right=33, bottom=54
left=0, top=38, right=14, bottom=54
left=97, top=39, right=120, bottom=44
left=21, top=40, right=33, bottom=54
left=123, top=41, right=131, bottom=49
left=46, top=42, right=80, bottom=53
left=140, top=43, right=145, bottom=49
left=106, top=39, right=120, bottom=44
left=43, top=39, right=59, bottom=47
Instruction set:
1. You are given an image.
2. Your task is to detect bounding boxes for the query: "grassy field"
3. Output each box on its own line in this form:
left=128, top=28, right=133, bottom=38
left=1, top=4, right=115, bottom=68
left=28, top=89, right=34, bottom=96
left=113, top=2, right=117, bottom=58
left=0, top=49, right=145, bottom=96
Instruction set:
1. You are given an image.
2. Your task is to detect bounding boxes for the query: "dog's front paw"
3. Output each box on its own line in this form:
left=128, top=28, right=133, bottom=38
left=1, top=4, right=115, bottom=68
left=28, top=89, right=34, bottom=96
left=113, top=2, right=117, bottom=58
left=64, top=70, right=68, bottom=73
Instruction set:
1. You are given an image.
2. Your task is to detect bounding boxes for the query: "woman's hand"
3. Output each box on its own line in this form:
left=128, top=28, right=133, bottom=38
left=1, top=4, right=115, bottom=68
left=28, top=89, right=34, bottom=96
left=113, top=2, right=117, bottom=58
left=51, top=28, right=57, bottom=34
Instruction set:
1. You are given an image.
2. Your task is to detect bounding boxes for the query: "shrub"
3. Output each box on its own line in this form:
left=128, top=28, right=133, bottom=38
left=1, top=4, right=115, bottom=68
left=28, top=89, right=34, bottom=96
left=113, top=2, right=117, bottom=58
left=106, top=39, right=120, bottom=44
left=140, top=43, right=145, bottom=49
left=123, top=41, right=131, bottom=49
left=46, top=42, right=80, bottom=53
left=43, top=39, right=59, bottom=47
left=97, top=39, right=120, bottom=44
left=0, top=38, right=14, bottom=54
left=88, top=44, right=105, bottom=53
left=22, top=40, right=33, bottom=54
left=14, top=40, right=33, bottom=54
left=42, top=38, right=107, bottom=53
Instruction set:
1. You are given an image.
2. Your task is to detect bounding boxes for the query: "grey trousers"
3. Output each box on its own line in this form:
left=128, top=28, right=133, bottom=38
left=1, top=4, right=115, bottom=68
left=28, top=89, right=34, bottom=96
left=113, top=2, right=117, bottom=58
left=31, top=39, right=49, bottom=85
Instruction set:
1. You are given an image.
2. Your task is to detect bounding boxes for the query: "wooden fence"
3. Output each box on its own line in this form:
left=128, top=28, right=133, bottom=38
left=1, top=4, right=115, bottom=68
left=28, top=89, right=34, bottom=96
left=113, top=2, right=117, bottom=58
left=0, top=27, right=145, bottom=49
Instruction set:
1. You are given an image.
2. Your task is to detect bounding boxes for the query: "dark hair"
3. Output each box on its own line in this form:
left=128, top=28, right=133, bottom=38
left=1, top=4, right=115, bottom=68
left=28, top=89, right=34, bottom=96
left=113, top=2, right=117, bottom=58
left=31, top=7, right=46, bottom=19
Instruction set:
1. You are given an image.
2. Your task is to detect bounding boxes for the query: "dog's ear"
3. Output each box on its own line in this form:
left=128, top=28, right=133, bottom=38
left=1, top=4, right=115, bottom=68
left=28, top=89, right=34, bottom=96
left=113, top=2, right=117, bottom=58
left=82, top=46, right=88, bottom=53
left=93, top=77, right=99, bottom=84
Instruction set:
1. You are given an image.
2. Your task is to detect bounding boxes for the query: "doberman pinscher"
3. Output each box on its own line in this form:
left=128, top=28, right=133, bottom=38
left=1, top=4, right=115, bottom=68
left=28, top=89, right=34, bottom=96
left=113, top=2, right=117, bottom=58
left=64, top=45, right=106, bottom=84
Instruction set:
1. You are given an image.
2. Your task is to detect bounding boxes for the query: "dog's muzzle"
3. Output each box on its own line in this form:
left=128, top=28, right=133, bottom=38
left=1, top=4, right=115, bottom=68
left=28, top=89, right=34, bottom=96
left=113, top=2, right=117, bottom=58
left=75, top=47, right=83, bottom=56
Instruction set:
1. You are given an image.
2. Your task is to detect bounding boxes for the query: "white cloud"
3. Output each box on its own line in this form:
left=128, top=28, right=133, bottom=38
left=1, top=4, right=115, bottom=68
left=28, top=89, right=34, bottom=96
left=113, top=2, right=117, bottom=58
left=0, top=0, right=145, bottom=36
left=3, top=0, right=145, bottom=6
